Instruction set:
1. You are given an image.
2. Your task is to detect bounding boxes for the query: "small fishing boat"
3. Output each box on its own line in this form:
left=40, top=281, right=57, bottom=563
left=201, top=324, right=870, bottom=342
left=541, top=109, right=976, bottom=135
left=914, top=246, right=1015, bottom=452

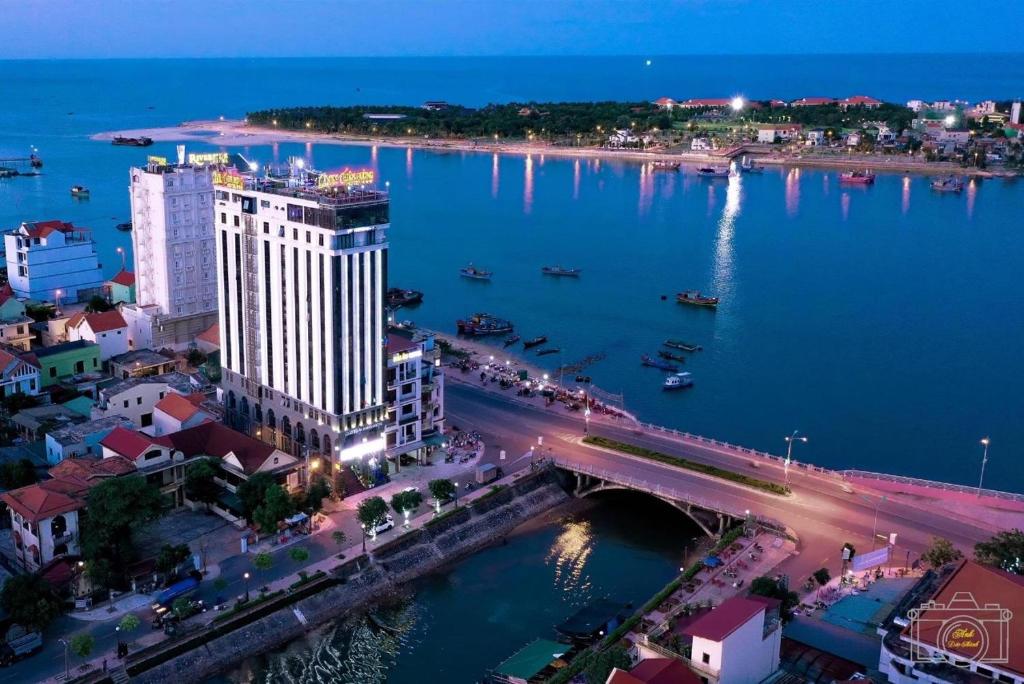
left=503, top=334, right=520, bottom=347
left=739, top=161, right=763, bottom=173
left=676, top=290, right=718, bottom=308
left=386, top=288, right=424, bottom=309
left=523, top=336, right=548, bottom=349
left=536, top=348, right=560, bottom=357
left=930, top=175, right=964, bottom=193
left=658, top=350, right=686, bottom=363
left=653, top=160, right=681, bottom=171
left=459, top=263, right=492, bottom=281
left=456, top=313, right=513, bottom=336
left=29, top=154, right=42, bottom=169
left=664, top=339, right=702, bottom=352
left=641, top=355, right=680, bottom=372
left=115, top=221, right=133, bottom=232
left=839, top=170, right=875, bottom=185
left=541, top=266, right=581, bottom=277
left=70, top=185, right=90, bottom=198
left=663, top=372, right=694, bottom=390
left=696, top=167, right=730, bottom=178
left=111, top=136, right=154, bottom=147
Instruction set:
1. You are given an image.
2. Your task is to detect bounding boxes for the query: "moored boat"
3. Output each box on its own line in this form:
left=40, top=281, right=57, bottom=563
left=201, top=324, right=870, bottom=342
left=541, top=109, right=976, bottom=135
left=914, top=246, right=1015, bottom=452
left=696, top=166, right=730, bottom=178
left=536, top=348, right=560, bottom=356
left=456, top=313, right=513, bottom=336
left=930, top=175, right=964, bottom=193
left=70, top=185, right=90, bottom=198
left=839, top=170, right=875, bottom=184
left=503, top=334, right=520, bottom=347
left=658, top=350, right=686, bottom=363
left=115, top=221, right=132, bottom=232
left=386, top=288, right=424, bottom=309
left=663, top=372, right=694, bottom=390
left=676, top=290, right=718, bottom=308
left=653, top=160, right=681, bottom=171
left=541, top=266, right=581, bottom=277
left=523, top=336, right=547, bottom=349
left=459, top=263, right=492, bottom=280
left=664, top=339, right=702, bottom=352
left=739, top=161, right=763, bottom=173
left=112, top=136, right=154, bottom=147
left=641, top=354, right=680, bottom=372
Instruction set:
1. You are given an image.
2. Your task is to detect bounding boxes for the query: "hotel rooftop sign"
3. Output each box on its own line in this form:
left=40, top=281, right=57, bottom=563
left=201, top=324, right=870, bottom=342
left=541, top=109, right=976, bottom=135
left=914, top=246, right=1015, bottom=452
left=316, top=167, right=375, bottom=190
left=189, top=152, right=229, bottom=166
left=212, top=169, right=245, bottom=191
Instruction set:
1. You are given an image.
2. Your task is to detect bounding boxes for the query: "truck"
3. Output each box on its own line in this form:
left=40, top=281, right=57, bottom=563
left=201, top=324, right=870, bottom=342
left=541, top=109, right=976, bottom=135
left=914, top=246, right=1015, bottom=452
left=0, top=624, right=42, bottom=666
left=475, top=463, right=498, bottom=485
left=151, top=575, right=200, bottom=616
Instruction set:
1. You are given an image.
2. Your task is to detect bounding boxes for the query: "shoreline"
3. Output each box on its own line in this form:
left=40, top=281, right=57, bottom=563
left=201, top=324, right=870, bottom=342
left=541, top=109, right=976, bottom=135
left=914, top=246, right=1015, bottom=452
left=92, top=119, right=1018, bottom=178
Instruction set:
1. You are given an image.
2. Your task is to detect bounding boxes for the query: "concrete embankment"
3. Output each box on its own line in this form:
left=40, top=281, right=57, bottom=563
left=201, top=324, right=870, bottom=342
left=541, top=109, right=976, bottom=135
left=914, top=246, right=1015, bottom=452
left=127, top=469, right=569, bottom=684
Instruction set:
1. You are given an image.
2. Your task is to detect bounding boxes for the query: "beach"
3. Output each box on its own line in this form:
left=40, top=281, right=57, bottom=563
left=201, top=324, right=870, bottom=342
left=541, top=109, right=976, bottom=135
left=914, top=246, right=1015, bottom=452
left=92, top=118, right=1011, bottom=177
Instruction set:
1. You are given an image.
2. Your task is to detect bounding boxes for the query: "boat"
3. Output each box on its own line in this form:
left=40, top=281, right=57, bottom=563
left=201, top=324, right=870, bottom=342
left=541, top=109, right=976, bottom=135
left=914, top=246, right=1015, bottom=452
left=111, top=136, right=154, bottom=147
left=739, top=161, right=763, bottom=173
left=931, top=176, right=964, bottom=193
left=536, top=348, right=560, bottom=356
left=676, top=290, right=719, bottom=308
left=503, top=334, right=520, bottom=347
left=386, top=288, right=424, bottom=309
left=523, top=336, right=548, bottom=349
left=663, top=372, right=694, bottom=390
left=541, top=266, right=581, bottom=277
left=641, top=355, right=680, bottom=372
left=115, top=221, right=132, bottom=232
left=658, top=350, right=686, bottom=362
left=456, top=313, right=513, bottom=336
left=70, top=185, right=90, bottom=198
left=664, top=339, right=702, bottom=352
left=653, top=160, right=681, bottom=171
left=839, top=170, right=875, bottom=185
left=696, top=167, right=730, bottom=178
left=29, top=154, right=42, bottom=169
left=459, top=263, right=492, bottom=280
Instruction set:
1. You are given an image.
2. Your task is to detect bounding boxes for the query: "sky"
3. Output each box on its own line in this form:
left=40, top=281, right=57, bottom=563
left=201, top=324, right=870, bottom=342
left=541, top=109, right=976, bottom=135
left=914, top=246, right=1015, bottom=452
left=2, top=0, right=1022, bottom=59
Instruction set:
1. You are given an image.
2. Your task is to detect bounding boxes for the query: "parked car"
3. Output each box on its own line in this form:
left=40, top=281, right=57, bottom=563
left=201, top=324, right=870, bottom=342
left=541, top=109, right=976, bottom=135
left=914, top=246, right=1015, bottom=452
left=374, top=515, right=396, bottom=535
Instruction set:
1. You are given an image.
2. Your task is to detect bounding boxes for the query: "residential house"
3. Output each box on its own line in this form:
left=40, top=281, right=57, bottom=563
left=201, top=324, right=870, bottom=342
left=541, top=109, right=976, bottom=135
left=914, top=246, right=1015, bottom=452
left=384, top=329, right=446, bottom=466
left=690, top=137, right=714, bottom=151
left=195, top=322, right=220, bottom=355
left=791, top=97, right=836, bottom=107
left=768, top=99, right=788, bottom=108
left=106, top=270, right=136, bottom=305
left=933, top=128, right=972, bottom=146
left=11, top=404, right=86, bottom=441
left=677, top=98, right=732, bottom=109
left=3, top=221, right=105, bottom=303
left=607, top=658, right=700, bottom=684
left=151, top=392, right=213, bottom=436
left=906, top=99, right=926, bottom=112
left=755, top=124, right=802, bottom=144
left=652, top=97, right=677, bottom=110
left=0, top=455, right=135, bottom=571
left=677, top=596, right=782, bottom=684
left=66, top=310, right=129, bottom=361
left=91, top=371, right=195, bottom=433
left=22, top=340, right=101, bottom=388
left=839, top=95, right=883, bottom=109
left=805, top=128, right=828, bottom=146
left=0, top=348, right=40, bottom=398
left=0, top=284, right=34, bottom=351
left=846, top=131, right=862, bottom=147
left=108, top=349, right=178, bottom=379
left=44, top=415, right=136, bottom=465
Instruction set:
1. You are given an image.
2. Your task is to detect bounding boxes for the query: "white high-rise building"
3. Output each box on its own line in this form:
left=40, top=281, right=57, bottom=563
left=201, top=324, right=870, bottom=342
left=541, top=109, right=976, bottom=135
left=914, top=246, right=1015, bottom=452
left=123, top=148, right=221, bottom=349
left=215, top=164, right=389, bottom=466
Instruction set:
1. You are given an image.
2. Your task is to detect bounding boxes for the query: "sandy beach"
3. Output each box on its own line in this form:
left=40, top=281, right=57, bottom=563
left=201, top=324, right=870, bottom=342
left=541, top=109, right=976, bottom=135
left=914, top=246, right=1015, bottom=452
left=93, top=118, right=1013, bottom=178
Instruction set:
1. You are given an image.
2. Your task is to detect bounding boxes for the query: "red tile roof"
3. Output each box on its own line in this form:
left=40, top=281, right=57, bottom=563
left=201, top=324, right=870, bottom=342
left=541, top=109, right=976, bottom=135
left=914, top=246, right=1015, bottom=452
left=387, top=335, right=420, bottom=358
left=681, top=98, right=732, bottom=107
left=160, top=422, right=279, bottom=474
left=196, top=322, right=220, bottom=346
left=653, top=97, right=676, bottom=107
left=1, top=484, right=83, bottom=523
left=791, top=97, right=837, bottom=106
left=100, top=426, right=160, bottom=460
left=21, top=220, right=76, bottom=239
left=0, top=456, right=134, bottom=524
left=73, top=310, right=127, bottom=334
left=607, top=659, right=700, bottom=684
left=841, top=95, right=883, bottom=106
left=682, top=596, right=766, bottom=642
left=110, top=270, right=135, bottom=287
left=154, top=393, right=207, bottom=423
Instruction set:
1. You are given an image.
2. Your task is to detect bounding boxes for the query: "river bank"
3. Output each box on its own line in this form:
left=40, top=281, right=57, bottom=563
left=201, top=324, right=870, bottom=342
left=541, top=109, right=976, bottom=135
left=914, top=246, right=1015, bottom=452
left=91, top=119, right=1016, bottom=178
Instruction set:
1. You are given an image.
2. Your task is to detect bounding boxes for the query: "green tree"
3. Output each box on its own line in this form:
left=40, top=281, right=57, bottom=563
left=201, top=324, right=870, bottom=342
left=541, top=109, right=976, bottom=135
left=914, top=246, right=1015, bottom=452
left=254, top=484, right=293, bottom=534
left=922, top=537, right=963, bottom=568
left=331, top=530, right=347, bottom=552
left=583, top=645, right=630, bottom=684
left=69, top=633, right=94, bottom=659
left=84, top=295, right=113, bottom=313
left=974, top=529, right=1024, bottom=575
left=81, top=476, right=163, bottom=587
left=390, top=490, right=423, bottom=515
left=304, top=477, right=332, bottom=512
left=357, top=496, right=389, bottom=530
left=171, top=597, right=192, bottom=619
left=428, top=479, right=456, bottom=506
left=289, top=547, right=310, bottom=563
left=0, top=458, right=38, bottom=489
left=185, top=348, right=207, bottom=367
left=237, top=472, right=277, bottom=521
left=252, top=551, right=273, bottom=586
left=213, top=577, right=229, bottom=593
left=184, top=458, right=222, bottom=509
left=812, top=568, right=831, bottom=586
left=749, top=576, right=800, bottom=621
left=0, top=574, right=63, bottom=630
left=155, top=544, right=191, bottom=574
left=117, top=613, right=141, bottom=635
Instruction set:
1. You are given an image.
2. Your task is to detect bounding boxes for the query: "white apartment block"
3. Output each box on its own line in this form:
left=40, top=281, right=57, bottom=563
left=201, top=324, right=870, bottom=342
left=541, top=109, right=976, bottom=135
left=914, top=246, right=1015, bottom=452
left=4, top=221, right=105, bottom=303
left=385, top=329, right=446, bottom=465
left=216, top=165, right=389, bottom=466
left=126, top=152, right=219, bottom=348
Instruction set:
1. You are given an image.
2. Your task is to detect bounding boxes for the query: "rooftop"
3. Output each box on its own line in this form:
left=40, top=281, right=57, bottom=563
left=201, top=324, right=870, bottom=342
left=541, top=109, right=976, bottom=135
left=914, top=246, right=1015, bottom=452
left=109, top=270, right=135, bottom=287
left=0, top=455, right=134, bottom=523
left=493, top=639, right=568, bottom=681
left=68, top=310, right=127, bottom=333
left=682, top=596, right=767, bottom=642
left=154, top=392, right=208, bottom=423
left=608, top=658, right=701, bottom=684
left=48, top=414, right=135, bottom=446
left=98, top=371, right=194, bottom=402
left=109, top=348, right=176, bottom=368
left=29, top=340, right=97, bottom=360
left=11, top=404, right=86, bottom=431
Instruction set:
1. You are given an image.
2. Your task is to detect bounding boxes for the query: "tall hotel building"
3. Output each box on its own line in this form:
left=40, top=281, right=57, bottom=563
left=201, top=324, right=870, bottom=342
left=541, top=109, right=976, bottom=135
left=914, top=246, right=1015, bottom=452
left=215, top=164, right=388, bottom=465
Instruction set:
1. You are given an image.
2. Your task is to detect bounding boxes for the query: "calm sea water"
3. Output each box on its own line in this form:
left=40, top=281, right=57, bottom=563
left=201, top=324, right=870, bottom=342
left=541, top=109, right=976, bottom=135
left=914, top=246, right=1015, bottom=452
left=1, top=55, right=1021, bottom=493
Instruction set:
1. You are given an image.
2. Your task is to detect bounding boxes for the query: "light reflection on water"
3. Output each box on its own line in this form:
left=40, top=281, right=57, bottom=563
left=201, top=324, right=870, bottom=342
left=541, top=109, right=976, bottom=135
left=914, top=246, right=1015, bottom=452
left=545, top=519, right=594, bottom=598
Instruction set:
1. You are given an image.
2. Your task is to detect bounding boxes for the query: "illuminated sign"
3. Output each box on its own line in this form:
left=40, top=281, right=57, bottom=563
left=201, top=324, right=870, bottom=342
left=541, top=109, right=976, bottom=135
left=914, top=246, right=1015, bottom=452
left=212, top=169, right=245, bottom=191
left=338, top=436, right=386, bottom=461
left=391, top=349, right=422, bottom=364
left=188, top=152, right=229, bottom=166
left=147, top=155, right=168, bottom=166
left=316, top=167, right=375, bottom=190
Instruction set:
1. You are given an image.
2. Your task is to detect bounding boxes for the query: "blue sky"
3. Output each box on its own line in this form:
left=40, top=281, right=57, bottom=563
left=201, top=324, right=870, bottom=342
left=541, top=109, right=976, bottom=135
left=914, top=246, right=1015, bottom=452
left=2, top=0, right=1021, bottom=59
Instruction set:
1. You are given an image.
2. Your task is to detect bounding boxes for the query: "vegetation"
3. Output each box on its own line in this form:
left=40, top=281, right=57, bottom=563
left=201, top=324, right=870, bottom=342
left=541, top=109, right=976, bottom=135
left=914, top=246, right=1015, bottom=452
left=81, top=476, right=164, bottom=587
left=331, top=530, right=347, bottom=551
left=0, top=458, right=38, bottom=490
left=253, top=483, right=294, bottom=534
left=184, top=458, right=222, bottom=509
left=812, top=567, right=831, bottom=586
left=69, top=633, right=95, bottom=659
left=252, top=551, right=273, bottom=586
left=303, top=476, right=332, bottom=513
left=750, top=576, right=800, bottom=621
left=84, top=295, right=113, bottom=313
left=0, top=574, right=63, bottom=630
left=357, top=496, right=389, bottom=530
left=974, top=529, right=1024, bottom=575
left=0, top=392, right=40, bottom=417
left=117, top=613, right=141, bottom=635
left=922, top=536, right=963, bottom=568
left=185, top=348, right=207, bottom=368
left=428, top=478, right=456, bottom=505
left=155, top=543, right=191, bottom=574
left=583, top=645, right=630, bottom=684
left=390, top=489, right=423, bottom=515
left=289, top=569, right=327, bottom=590
left=211, top=589, right=285, bottom=623
left=288, top=547, right=310, bottom=563
left=748, top=103, right=915, bottom=135
left=582, top=435, right=791, bottom=495
left=470, top=484, right=507, bottom=506
left=236, top=472, right=277, bottom=521
left=25, top=303, right=56, bottom=323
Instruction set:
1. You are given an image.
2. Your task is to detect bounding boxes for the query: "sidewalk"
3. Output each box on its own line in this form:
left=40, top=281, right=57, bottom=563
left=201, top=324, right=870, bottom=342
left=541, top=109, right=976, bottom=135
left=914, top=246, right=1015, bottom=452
left=67, top=593, right=152, bottom=623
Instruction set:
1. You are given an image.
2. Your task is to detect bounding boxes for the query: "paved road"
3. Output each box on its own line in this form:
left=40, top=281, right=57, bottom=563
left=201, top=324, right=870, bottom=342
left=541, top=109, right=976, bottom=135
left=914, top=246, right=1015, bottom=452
left=445, top=380, right=1000, bottom=583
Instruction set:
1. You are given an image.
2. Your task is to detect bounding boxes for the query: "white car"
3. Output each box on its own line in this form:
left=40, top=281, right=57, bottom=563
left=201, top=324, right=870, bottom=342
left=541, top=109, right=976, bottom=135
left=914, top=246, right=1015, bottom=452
left=373, top=515, right=395, bottom=535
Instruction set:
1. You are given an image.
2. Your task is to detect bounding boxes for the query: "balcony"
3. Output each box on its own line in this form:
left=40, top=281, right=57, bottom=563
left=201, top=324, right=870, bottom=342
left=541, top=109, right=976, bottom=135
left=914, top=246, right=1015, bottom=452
left=52, top=531, right=75, bottom=546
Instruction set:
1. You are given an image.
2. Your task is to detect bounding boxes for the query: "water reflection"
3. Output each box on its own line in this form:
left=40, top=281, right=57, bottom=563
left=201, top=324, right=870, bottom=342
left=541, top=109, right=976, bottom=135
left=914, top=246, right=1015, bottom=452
left=785, top=168, right=800, bottom=216
left=841, top=191, right=850, bottom=221
left=573, top=159, right=580, bottom=200
left=638, top=163, right=654, bottom=216
left=405, top=147, right=413, bottom=178
left=902, top=176, right=911, bottom=215
left=712, top=174, right=741, bottom=296
left=706, top=184, right=716, bottom=216
left=967, top=178, right=977, bottom=219
left=491, top=153, right=500, bottom=199
left=524, top=154, right=534, bottom=214
left=371, top=145, right=378, bottom=166
left=545, top=519, right=594, bottom=597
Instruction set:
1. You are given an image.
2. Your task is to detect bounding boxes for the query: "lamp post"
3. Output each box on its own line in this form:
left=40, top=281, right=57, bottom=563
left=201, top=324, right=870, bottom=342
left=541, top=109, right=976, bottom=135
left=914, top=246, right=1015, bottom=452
left=243, top=571, right=250, bottom=601
left=977, top=437, right=990, bottom=497
left=783, top=430, right=807, bottom=483
left=361, top=523, right=367, bottom=553
left=116, top=246, right=126, bottom=271
left=54, top=288, right=63, bottom=313
left=454, top=482, right=459, bottom=508
left=860, top=494, right=887, bottom=550
left=59, top=638, right=70, bottom=680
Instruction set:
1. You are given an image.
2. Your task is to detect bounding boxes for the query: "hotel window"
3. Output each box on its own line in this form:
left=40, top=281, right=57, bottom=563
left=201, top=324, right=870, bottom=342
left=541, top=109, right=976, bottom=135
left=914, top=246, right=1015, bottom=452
left=233, top=215, right=240, bottom=227
left=220, top=212, right=226, bottom=224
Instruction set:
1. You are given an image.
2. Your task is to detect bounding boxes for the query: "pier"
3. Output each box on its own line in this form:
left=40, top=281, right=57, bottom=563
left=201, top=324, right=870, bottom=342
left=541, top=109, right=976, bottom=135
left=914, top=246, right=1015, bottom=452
left=0, top=154, right=43, bottom=177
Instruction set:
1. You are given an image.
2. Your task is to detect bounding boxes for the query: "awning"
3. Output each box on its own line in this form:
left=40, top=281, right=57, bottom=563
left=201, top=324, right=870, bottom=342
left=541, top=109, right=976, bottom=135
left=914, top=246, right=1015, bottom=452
left=285, top=512, right=309, bottom=525
left=703, top=556, right=723, bottom=567
left=493, top=639, right=567, bottom=680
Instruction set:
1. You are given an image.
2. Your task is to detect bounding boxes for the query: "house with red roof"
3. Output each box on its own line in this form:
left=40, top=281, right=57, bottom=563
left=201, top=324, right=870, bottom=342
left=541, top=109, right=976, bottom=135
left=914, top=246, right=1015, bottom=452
left=0, top=284, right=33, bottom=352
left=652, top=97, right=677, bottom=110
left=678, top=98, right=733, bottom=109
left=0, top=455, right=134, bottom=571
left=67, top=310, right=129, bottom=361
left=3, top=220, right=105, bottom=302
left=791, top=97, right=837, bottom=107
left=840, top=95, right=883, bottom=110
left=607, top=658, right=701, bottom=684
left=152, top=392, right=214, bottom=435
left=106, top=269, right=136, bottom=305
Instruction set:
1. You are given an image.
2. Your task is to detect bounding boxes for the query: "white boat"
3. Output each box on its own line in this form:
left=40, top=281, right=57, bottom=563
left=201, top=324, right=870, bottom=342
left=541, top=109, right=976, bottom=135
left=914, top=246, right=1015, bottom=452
left=663, top=372, right=693, bottom=390
left=930, top=176, right=964, bottom=193
left=459, top=263, right=492, bottom=280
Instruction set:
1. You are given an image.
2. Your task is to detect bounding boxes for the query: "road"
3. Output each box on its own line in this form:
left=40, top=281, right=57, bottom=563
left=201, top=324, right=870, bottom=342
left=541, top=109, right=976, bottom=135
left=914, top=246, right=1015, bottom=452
left=445, top=380, right=1002, bottom=582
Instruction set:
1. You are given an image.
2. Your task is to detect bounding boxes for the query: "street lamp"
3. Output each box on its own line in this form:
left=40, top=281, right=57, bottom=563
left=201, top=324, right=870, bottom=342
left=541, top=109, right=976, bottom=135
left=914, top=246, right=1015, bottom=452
left=361, top=523, right=367, bottom=553
left=784, top=430, right=807, bottom=482
left=116, top=246, right=126, bottom=270
left=59, top=638, right=70, bottom=680
left=977, top=437, right=990, bottom=497
left=243, top=571, right=250, bottom=601
left=860, top=494, right=887, bottom=550
left=454, top=482, right=459, bottom=508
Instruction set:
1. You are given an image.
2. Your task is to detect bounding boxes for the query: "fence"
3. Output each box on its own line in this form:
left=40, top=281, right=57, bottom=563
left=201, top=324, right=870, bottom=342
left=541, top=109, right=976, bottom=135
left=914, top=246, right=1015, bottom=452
left=843, top=469, right=1024, bottom=502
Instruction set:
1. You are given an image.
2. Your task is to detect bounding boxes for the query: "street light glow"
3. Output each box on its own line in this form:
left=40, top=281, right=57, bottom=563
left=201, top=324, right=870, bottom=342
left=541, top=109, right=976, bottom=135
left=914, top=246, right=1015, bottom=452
left=731, top=96, right=745, bottom=112
left=944, top=114, right=956, bottom=127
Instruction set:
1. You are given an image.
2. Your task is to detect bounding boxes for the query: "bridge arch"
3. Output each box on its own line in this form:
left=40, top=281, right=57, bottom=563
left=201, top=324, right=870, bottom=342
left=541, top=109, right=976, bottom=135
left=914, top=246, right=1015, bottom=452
left=575, top=481, right=722, bottom=538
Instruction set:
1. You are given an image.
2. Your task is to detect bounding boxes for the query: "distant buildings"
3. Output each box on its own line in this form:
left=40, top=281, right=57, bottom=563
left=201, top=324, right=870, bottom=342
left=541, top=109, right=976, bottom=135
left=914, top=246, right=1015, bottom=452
left=0, top=284, right=34, bottom=351
left=0, top=348, right=40, bottom=398
left=106, top=269, right=136, bottom=305
left=791, top=97, right=836, bottom=107
left=44, top=414, right=135, bottom=465
left=756, top=124, right=802, bottom=144
left=4, top=221, right=105, bottom=303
